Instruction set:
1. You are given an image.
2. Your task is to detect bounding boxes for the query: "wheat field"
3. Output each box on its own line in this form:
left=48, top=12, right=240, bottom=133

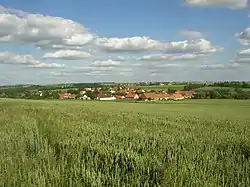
left=0, top=99, right=249, bottom=186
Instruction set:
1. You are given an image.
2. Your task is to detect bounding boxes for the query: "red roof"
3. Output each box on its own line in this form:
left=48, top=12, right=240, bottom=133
left=140, top=93, right=170, bottom=99
left=176, top=91, right=194, bottom=97
left=115, top=95, right=124, bottom=99
left=60, top=92, right=76, bottom=99
left=118, top=89, right=127, bottom=93
left=137, top=89, right=145, bottom=93
left=97, top=93, right=108, bottom=98
left=125, top=93, right=137, bottom=98
left=172, top=93, right=183, bottom=98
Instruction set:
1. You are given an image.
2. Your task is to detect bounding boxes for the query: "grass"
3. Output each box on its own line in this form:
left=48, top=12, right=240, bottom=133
left=133, top=84, right=185, bottom=91
left=0, top=99, right=250, bottom=186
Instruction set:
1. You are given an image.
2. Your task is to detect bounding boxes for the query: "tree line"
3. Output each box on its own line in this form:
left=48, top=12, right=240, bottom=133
left=194, top=89, right=250, bottom=100
left=184, top=81, right=250, bottom=91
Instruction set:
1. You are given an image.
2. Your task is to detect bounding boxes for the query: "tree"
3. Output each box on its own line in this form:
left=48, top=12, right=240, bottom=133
left=86, top=91, right=99, bottom=100
left=193, top=91, right=206, bottom=99
left=210, top=90, right=221, bottom=99
left=184, top=84, right=205, bottom=91
left=51, top=91, right=59, bottom=99
left=168, top=88, right=176, bottom=94
left=41, top=91, right=50, bottom=99
left=67, top=89, right=79, bottom=94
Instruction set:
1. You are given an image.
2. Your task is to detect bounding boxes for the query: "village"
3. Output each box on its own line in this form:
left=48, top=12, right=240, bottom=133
left=59, top=87, right=195, bottom=101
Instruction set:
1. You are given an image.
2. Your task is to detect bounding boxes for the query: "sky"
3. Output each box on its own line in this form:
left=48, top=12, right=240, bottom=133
left=0, top=0, right=250, bottom=85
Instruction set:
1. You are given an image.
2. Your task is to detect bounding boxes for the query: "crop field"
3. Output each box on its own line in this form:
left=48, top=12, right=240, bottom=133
left=133, top=85, right=185, bottom=91
left=0, top=99, right=250, bottom=186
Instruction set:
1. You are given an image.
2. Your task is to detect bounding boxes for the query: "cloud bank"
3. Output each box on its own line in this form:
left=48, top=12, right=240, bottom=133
left=0, top=51, right=66, bottom=68
left=185, top=0, right=248, bottom=9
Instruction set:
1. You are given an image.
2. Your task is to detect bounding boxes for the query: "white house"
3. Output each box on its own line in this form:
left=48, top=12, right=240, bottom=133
left=99, top=96, right=116, bottom=101
left=80, top=90, right=86, bottom=95
left=80, top=95, right=91, bottom=100
left=85, top=88, right=92, bottom=91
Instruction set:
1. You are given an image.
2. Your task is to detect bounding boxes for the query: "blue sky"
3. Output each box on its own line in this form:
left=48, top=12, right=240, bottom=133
left=0, top=0, right=250, bottom=84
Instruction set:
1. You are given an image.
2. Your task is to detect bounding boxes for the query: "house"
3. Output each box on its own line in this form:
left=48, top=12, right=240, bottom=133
left=115, top=95, right=125, bottom=100
left=176, top=91, right=195, bottom=99
left=80, top=90, right=86, bottom=95
left=109, top=89, right=116, bottom=94
left=125, top=93, right=139, bottom=100
left=139, top=93, right=170, bottom=101
left=79, top=95, right=91, bottom=100
left=38, top=91, right=43, bottom=97
left=171, top=93, right=184, bottom=100
left=118, top=89, right=127, bottom=94
left=127, top=89, right=136, bottom=94
left=97, top=93, right=108, bottom=100
left=137, top=89, right=145, bottom=94
left=85, top=88, right=92, bottom=91
left=97, top=94, right=116, bottom=101
left=59, top=92, right=76, bottom=99
left=99, top=96, right=116, bottom=101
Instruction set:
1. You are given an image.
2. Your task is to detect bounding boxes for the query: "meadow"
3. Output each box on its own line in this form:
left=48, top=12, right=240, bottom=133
left=0, top=99, right=250, bottom=186
left=195, top=86, right=250, bottom=92
left=133, top=84, right=185, bottom=91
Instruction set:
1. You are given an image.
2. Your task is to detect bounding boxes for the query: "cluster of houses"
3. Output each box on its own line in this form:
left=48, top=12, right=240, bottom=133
left=59, top=87, right=195, bottom=101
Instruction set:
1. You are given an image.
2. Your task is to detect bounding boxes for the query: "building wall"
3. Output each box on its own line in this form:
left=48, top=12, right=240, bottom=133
left=99, top=97, right=116, bottom=101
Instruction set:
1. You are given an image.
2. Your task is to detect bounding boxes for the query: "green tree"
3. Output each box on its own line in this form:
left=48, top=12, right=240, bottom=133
left=168, top=89, right=176, bottom=94
left=86, top=91, right=99, bottom=100
left=67, top=89, right=79, bottom=94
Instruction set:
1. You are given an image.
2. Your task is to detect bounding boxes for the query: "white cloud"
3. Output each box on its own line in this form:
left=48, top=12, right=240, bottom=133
left=180, top=30, right=204, bottom=39
left=96, top=36, right=221, bottom=54
left=0, top=5, right=241, bottom=83
left=200, top=63, right=240, bottom=70
left=36, top=44, right=85, bottom=50
left=138, top=53, right=202, bottom=61
left=132, top=63, right=143, bottom=67
left=50, top=71, right=69, bottom=76
left=52, top=65, right=116, bottom=78
left=84, top=71, right=109, bottom=76
left=154, top=64, right=183, bottom=68
left=0, top=6, right=93, bottom=49
left=238, top=49, right=250, bottom=57
left=63, top=33, right=94, bottom=46
left=30, top=63, right=67, bottom=68
left=236, top=58, right=250, bottom=63
left=117, top=68, right=134, bottom=76
left=0, top=6, right=222, bottom=56
left=95, top=36, right=165, bottom=51
left=119, top=71, right=134, bottom=76
left=147, top=64, right=184, bottom=74
left=185, top=0, right=248, bottom=9
left=165, top=39, right=223, bottom=53
left=235, top=28, right=250, bottom=45
left=120, top=68, right=133, bottom=72
left=43, top=50, right=91, bottom=60
left=91, top=59, right=121, bottom=67
left=233, top=49, right=250, bottom=64
left=0, top=51, right=66, bottom=68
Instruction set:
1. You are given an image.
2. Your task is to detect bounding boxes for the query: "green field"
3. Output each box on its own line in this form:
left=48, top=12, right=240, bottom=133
left=134, top=84, right=185, bottom=91
left=0, top=99, right=250, bottom=186
left=195, top=86, right=250, bottom=91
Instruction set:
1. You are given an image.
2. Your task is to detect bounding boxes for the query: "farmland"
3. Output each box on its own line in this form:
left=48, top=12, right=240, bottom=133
left=195, top=86, right=250, bottom=91
left=133, top=84, right=185, bottom=91
left=0, top=99, right=250, bottom=186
